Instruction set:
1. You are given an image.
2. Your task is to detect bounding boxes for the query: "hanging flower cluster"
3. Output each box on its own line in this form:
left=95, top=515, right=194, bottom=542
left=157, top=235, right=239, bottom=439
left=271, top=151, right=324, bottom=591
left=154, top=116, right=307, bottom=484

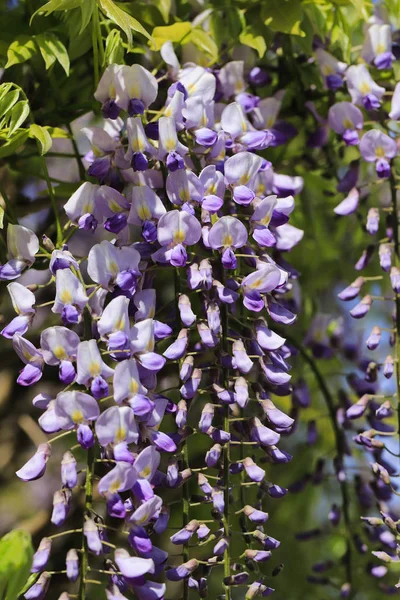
left=319, top=7, right=400, bottom=595
left=3, top=52, right=303, bottom=600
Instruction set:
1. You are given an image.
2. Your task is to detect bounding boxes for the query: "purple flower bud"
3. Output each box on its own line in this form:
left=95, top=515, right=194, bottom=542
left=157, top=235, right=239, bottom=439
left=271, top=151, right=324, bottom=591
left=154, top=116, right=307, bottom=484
left=366, top=207, right=379, bottom=235
left=105, top=214, right=128, bottom=234
left=166, top=558, right=199, bottom=581
left=342, top=129, right=359, bottom=145
left=128, top=98, right=145, bottom=116
left=198, top=473, right=213, bottom=495
left=326, top=73, right=343, bottom=91
left=199, top=403, right=214, bottom=433
left=267, top=484, right=288, bottom=498
left=105, top=492, right=126, bottom=519
left=78, top=213, right=97, bottom=231
left=195, top=127, right=217, bottom=146
left=384, top=355, right=394, bottom=379
left=24, top=572, right=51, bottom=600
left=243, top=457, right=265, bottom=482
left=142, top=220, right=157, bottom=242
left=84, top=519, right=103, bottom=555
left=214, top=537, right=228, bottom=556
left=248, top=67, right=270, bottom=86
left=102, top=99, right=121, bottom=119
left=61, top=451, right=78, bottom=488
left=131, top=152, right=149, bottom=171
left=128, top=526, right=153, bottom=554
left=363, top=94, right=381, bottom=110
left=244, top=549, right=271, bottom=562
left=77, top=424, right=95, bottom=449
left=366, top=326, right=381, bottom=350
left=16, top=443, right=51, bottom=481
left=166, top=151, right=185, bottom=172
left=376, top=158, right=391, bottom=178
left=390, top=266, right=400, bottom=291
left=62, top=305, right=80, bottom=325
left=338, top=276, right=364, bottom=301
left=51, top=489, right=71, bottom=526
left=224, top=572, right=250, bottom=586
left=31, top=538, right=52, bottom=573
left=251, top=417, right=280, bottom=446
left=375, top=51, right=393, bottom=70
left=350, top=295, right=372, bottom=319
left=145, top=121, right=159, bottom=140
left=243, top=505, right=269, bottom=524
left=59, top=360, right=76, bottom=385
left=66, top=548, right=79, bottom=582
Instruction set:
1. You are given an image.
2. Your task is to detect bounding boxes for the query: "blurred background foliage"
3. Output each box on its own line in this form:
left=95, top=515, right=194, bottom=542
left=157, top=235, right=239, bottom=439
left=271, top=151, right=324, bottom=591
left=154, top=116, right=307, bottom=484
left=0, top=0, right=399, bottom=599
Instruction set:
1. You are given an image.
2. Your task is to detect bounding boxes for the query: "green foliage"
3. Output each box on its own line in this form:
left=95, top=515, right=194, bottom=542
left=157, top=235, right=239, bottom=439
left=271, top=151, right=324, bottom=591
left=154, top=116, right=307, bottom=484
left=29, top=124, right=53, bottom=155
left=0, top=529, right=33, bottom=600
left=150, top=22, right=192, bottom=50
left=98, top=0, right=151, bottom=45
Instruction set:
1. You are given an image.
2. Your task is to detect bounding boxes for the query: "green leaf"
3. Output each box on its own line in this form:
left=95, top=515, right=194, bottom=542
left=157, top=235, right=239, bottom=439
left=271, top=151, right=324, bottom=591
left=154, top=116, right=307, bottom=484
left=190, top=28, right=218, bottom=58
left=0, top=205, right=5, bottom=229
left=262, top=0, right=305, bottom=36
left=5, top=35, right=37, bottom=69
left=239, top=28, right=267, bottom=58
left=153, top=0, right=172, bottom=24
left=98, top=0, right=151, bottom=46
left=0, top=90, right=20, bottom=120
left=35, top=33, right=70, bottom=76
left=210, top=8, right=242, bottom=49
left=35, top=34, right=56, bottom=69
left=104, top=29, right=124, bottom=65
left=80, top=0, right=95, bottom=33
left=150, top=22, right=192, bottom=50
left=30, top=124, right=52, bottom=155
left=31, top=0, right=82, bottom=21
left=0, top=529, right=33, bottom=600
left=7, top=101, right=30, bottom=137
left=45, top=126, right=70, bottom=139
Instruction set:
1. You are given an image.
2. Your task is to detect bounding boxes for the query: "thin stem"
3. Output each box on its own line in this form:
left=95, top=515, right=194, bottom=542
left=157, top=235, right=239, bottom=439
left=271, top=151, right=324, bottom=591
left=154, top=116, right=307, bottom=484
left=78, top=444, right=95, bottom=600
left=285, top=333, right=353, bottom=589
left=390, top=171, right=400, bottom=461
left=37, top=149, right=63, bottom=247
left=176, top=266, right=190, bottom=600
left=220, top=269, right=231, bottom=599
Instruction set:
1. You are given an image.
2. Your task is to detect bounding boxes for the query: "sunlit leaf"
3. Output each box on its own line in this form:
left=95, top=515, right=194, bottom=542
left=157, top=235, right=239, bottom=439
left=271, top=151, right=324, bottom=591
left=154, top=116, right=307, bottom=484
left=104, top=29, right=124, bottom=65
left=35, top=33, right=70, bottom=76
left=150, top=22, right=192, bottom=50
left=0, top=90, right=20, bottom=120
left=30, top=124, right=53, bottom=155
left=31, top=0, right=82, bottom=21
left=0, top=529, right=33, bottom=600
left=98, top=0, right=151, bottom=45
left=190, top=28, right=218, bottom=58
left=7, top=101, right=30, bottom=138
left=239, top=28, right=267, bottom=58
left=5, top=36, right=37, bottom=69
